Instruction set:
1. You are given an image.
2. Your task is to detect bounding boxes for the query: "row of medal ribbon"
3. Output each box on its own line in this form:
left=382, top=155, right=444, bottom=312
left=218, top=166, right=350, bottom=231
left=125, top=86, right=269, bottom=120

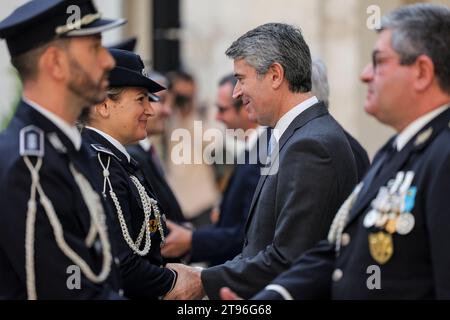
left=363, top=171, right=417, bottom=236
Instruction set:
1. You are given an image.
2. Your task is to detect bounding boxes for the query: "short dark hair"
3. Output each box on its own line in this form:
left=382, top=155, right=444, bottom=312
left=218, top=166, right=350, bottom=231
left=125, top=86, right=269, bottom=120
left=167, top=70, right=195, bottom=90
left=11, top=38, right=69, bottom=82
left=218, top=74, right=243, bottom=110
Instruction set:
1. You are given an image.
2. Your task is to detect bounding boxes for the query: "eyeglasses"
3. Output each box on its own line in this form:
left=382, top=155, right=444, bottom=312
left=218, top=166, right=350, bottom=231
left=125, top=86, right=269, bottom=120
left=372, top=52, right=399, bottom=70
left=174, top=93, right=193, bottom=106
left=372, top=51, right=417, bottom=71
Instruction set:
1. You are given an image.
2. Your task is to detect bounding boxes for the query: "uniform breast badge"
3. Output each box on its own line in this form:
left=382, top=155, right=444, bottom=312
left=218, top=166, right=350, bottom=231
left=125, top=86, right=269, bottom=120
left=368, top=231, right=393, bottom=265
left=365, top=171, right=416, bottom=264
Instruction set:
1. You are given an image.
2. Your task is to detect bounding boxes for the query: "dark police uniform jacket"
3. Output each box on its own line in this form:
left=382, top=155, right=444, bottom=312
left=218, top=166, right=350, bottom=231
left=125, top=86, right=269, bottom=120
left=0, top=101, right=122, bottom=299
left=253, top=106, right=450, bottom=300
left=82, top=128, right=176, bottom=299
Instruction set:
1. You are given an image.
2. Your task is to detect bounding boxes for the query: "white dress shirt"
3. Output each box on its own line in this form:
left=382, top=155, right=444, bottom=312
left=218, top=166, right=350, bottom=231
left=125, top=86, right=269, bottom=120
left=272, top=96, right=319, bottom=143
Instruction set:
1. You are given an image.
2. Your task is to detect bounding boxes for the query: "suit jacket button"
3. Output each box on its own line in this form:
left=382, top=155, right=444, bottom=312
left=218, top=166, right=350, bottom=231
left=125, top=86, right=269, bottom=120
left=119, top=289, right=124, bottom=297
left=332, top=269, right=343, bottom=282
left=341, top=233, right=351, bottom=247
left=114, top=257, right=120, bottom=266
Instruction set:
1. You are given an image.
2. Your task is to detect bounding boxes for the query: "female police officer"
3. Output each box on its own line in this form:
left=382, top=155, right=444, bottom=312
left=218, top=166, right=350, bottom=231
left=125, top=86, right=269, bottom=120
left=79, top=49, right=180, bottom=299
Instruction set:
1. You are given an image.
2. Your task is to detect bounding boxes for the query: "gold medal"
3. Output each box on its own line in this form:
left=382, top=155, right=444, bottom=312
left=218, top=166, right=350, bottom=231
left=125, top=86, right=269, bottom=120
left=385, top=218, right=397, bottom=234
left=368, top=231, right=393, bottom=264
left=148, top=219, right=158, bottom=233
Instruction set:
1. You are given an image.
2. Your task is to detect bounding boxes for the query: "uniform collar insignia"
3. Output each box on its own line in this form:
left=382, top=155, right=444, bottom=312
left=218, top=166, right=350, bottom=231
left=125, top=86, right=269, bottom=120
left=19, top=125, right=44, bottom=157
left=90, top=144, right=121, bottom=161
left=414, top=127, right=433, bottom=147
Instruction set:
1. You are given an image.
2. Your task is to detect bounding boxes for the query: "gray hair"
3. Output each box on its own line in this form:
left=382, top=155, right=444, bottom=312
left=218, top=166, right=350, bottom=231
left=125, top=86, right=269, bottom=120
left=379, top=4, right=450, bottom=94
left=311, top=58, right=330, bottom=108
left=225, top=23, right=312, bottom=93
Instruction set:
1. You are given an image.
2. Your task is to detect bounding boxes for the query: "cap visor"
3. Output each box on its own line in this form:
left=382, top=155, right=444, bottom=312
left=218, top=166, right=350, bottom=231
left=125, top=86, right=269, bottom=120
left=66, top=18, right=126, bottom=37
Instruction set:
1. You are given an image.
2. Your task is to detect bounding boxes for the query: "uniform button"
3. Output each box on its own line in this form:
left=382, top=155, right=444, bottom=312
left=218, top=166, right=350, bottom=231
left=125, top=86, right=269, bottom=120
left=332, top=269, right=343, bottom=282
left=341, top=233, right=351, bottom=247
left=119, top=289, right=124, bottom=297
left=114, top=257, right=120, bottom=266
left=94, top=240, right=102, bottom=253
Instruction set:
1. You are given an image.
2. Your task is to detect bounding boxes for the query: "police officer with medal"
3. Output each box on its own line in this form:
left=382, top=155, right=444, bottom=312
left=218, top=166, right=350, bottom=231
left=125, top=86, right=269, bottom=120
left=79, top=49, right=200, bottom=300
left=0, top=0, right=127, bottom=299
left=221, top=3, right=450, bottom=300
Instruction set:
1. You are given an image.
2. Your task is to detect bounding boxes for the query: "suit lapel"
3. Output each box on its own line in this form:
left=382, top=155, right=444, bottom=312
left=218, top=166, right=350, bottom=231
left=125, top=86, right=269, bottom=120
left=245, top=102, right=329, bottom=231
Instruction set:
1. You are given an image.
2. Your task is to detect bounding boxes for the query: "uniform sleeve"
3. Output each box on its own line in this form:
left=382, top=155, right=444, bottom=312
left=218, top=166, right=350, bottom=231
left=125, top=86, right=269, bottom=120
left=251, top=240, right=335, bottom=300
left=425, top=149, right=450, bottom=299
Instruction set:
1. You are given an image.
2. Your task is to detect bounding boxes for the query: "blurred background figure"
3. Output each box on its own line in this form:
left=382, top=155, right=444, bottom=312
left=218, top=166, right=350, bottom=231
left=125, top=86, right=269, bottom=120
left=161, top=74, right=266, bottom=266
left=311, top=58, right=370, bottom=181
left=164, top=70, right=220, bottom=227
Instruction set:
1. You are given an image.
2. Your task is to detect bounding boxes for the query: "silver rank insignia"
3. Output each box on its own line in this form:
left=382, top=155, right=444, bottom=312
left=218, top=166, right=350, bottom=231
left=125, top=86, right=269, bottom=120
left=414, top=127, right=433, bottom=147
left=20, top=125, right=44, bottom=157
left=90, top=144, right=121, bottom=161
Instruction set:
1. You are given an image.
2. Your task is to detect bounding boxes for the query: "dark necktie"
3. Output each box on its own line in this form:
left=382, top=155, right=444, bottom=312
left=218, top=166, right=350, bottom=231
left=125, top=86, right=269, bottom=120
left=358, top=140, right=397, bottom=199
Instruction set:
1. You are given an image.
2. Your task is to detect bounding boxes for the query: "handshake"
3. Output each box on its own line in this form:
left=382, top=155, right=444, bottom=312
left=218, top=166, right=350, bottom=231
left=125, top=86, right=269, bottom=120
left=164, top=263, right=206, bottom=300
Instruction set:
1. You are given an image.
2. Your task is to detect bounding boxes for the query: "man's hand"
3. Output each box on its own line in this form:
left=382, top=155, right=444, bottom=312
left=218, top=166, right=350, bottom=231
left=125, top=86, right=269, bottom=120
left=220, top=287, right=243, bottom=300
left=164, top=263, right=205, bottom=300
left=161, top=220, right=192, bottom=258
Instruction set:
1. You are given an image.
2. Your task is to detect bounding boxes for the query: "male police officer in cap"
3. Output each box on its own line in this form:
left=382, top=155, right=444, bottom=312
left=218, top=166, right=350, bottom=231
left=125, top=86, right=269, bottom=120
left=222, top=3, right=450, bottom=300
left=0, top=0, right=126, bottom=299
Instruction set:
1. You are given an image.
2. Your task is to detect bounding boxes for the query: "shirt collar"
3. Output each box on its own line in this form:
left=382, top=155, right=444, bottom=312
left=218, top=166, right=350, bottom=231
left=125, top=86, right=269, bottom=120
left=139, top=138, right=152, bottom=152
left=272, top=96, right=319, bottom=142
left=23, top=96, right=82, bottom=151
left=85, top=126, right=131, bottom=162
left=395, top=103, right=450, bottom=151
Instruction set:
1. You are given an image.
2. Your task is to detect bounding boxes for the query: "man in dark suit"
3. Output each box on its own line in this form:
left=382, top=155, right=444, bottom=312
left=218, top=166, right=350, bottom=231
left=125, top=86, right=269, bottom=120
left=222, top=3, right=450, bottom=300
left=160, top=74, right=263, bottom=267
left=0, top=0, right=126, bottom=299
left=168, top=22, right=358, bottom=299
left=127, top=73, right=186, bottom=224
left=311, top=58, right=370, bottom=181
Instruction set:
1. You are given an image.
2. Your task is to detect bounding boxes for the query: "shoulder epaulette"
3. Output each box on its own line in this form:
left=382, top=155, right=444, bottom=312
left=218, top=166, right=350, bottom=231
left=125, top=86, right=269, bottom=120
left=20, top=125, right=44, bottom=157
